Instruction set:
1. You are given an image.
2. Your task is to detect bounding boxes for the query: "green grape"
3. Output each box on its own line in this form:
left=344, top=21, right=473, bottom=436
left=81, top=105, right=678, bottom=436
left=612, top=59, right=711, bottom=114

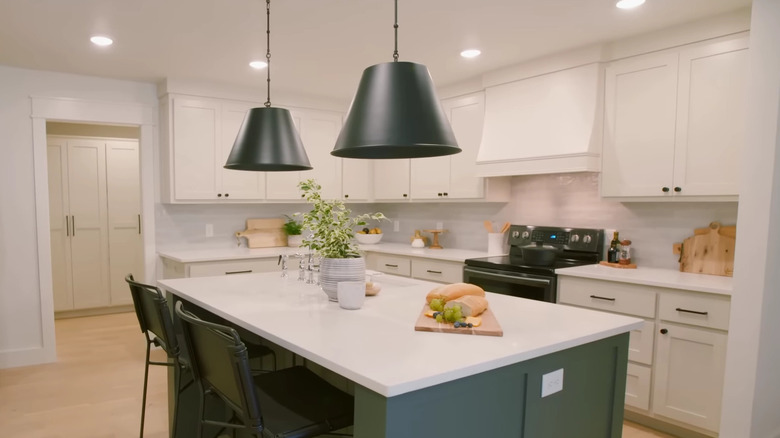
left=435, top=314, right=443, bottom=323
left=451, top=307, right=463, bottom=322
left=443, top=308, right=455, bottom=323
left=429, top=299, right=444, bottom=312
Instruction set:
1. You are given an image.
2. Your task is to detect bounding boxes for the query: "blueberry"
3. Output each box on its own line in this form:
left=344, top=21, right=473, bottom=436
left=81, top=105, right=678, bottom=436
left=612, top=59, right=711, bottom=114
left=467, top=323, right=474, bottom=328
left=453, top=322, right=460, bottom=328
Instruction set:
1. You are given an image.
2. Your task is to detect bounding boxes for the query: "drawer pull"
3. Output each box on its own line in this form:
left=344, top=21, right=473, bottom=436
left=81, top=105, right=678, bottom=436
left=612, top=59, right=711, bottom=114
left=426, top=270, right=443, bottom=274
left=589, top=295, right=616, bottom=302
left=225, top=270, right=252, bottom=275
left=675, top=307, right=708, bottom=316
left=660, top=328, right=668, bottom=335
left=385, top=264, right=399, bottom=268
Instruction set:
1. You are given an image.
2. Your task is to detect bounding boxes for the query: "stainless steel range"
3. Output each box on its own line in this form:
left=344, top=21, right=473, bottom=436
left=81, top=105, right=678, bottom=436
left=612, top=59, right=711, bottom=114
left=463, top=225, right=604, bottom=302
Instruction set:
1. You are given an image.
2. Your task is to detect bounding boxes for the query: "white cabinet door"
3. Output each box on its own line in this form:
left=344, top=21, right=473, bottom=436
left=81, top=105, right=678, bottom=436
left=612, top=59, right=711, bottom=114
left=342, top=158, right=372, bottom=201
left=410, top=156, right=449, bottom=200
left=653, top=323, right=728, bottom=432
left=67, top=139, right=110, bottom=309
left=673, top=38, right=749, bottom=196
left=298, top=110, right=342, bottom=200
left=446, top=93, right=485, bottom=199
left=374, top=159, right=410, bottom=200
left=106, top=140, right=142, bottom=306
left=47, top=139, right=74, bottom=311
left=602, top=53, right=679, bottom=197
left=220, top=102, right=266, bottom=199
left=172, top=97, right=221, bottom=200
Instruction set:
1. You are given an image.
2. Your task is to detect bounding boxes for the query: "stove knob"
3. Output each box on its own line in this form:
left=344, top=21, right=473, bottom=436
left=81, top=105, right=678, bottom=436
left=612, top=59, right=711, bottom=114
left=521, top=231, right=530, bottom=239
left=582, top=235, right=592, bottom=244
left=570, top=234, right=580, bottom=243
left=512, top=231, right=520, bottom=238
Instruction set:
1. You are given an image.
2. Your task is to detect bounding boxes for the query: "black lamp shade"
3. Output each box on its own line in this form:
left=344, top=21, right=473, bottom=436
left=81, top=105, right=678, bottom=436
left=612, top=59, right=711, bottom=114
left=224, top=107, right=312, bottom=171
left=331, top=61, right=461, bottom=159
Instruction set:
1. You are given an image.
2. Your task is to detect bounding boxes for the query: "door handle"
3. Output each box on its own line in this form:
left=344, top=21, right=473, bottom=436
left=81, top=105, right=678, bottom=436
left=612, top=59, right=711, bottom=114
left=426, top=270, right=443, bottom=274
left=225, top=270, right=252, bottom=275
left=138, top=214, right=141, bottom=235
left=589, top=295, right=616, bottom=302
left=71, top=216, right=75, bottom=236
left=65, top=215, right=70, bottom=237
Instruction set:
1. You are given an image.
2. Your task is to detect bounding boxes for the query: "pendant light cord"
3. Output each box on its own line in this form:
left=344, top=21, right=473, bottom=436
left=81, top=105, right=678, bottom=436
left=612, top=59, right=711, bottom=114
left=392, top=0, right=399, bottom=62
left=265, top=0, right=272, bottom=107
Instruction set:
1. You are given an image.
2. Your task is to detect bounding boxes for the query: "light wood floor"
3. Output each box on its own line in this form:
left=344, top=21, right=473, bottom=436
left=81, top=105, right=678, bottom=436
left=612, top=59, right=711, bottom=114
left=0, top=312, right=675, bottom=438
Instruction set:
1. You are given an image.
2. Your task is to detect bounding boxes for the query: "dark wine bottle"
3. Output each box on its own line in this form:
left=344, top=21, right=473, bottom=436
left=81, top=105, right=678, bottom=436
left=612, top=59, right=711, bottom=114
left=607, top=231, right=620, bottom=263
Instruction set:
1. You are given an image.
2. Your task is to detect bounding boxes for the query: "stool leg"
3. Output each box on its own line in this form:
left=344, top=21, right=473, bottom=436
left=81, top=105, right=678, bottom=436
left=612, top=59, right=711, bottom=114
left=140, top=340, right=151, bottom=438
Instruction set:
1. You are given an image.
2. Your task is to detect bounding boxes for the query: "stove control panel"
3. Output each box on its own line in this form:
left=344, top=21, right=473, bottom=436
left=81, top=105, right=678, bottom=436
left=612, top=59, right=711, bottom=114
left=508, top=225, right=603, bottom=254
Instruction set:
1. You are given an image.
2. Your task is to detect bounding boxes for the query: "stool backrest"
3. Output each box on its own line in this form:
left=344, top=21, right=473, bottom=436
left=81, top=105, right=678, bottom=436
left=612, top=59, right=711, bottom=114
left=174, top=301, right=264, bottom=431
left=125, top=274, right=179, bottom=357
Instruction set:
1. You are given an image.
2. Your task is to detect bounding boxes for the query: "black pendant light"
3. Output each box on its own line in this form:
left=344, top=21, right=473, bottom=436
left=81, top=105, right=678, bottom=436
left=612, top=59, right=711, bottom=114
left=224, top=0, right=312, bottom=171
left=331, top=0, right=460, bottom=159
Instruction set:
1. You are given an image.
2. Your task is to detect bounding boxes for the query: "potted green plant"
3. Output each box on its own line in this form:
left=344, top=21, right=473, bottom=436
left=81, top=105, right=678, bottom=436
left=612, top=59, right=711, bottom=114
left=282, top=215, right=304, bottom=247
left=297, top=179, right=386, bottom=301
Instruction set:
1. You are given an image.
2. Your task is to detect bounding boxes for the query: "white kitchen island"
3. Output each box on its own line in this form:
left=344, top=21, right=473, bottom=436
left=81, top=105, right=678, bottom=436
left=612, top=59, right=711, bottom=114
left=159, top=272, right=642, bottom=438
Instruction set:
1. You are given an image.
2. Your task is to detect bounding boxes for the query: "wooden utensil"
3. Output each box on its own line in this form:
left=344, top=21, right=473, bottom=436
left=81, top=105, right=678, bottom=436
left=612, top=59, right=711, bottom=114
left=483, top=220, right=493, bottom=233
left=499, top=222, right=511, bottom=233
left=672, top=222, right=735, bottom=277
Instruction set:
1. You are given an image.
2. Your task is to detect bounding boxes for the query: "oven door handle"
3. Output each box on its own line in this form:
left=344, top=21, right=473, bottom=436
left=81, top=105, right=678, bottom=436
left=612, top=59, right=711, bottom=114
left=464, top=268, right=551, bottom=287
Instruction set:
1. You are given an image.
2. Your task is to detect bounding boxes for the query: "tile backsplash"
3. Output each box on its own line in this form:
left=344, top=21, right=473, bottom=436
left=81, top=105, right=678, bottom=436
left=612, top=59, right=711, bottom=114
left=156, top=172, right=739, bottom=270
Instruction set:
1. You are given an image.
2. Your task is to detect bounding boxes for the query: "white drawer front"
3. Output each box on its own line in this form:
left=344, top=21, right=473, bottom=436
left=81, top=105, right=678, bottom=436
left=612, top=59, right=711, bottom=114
left=411, top=260, right=462, bottom=284
left=659, top=291, right=731, bottom=330
left=372, top=255, right=412, bottom=277
left=625, top=362, right=651, bottom=411
left=188, top=258, right=278, bottom=277
left=629, top=320, right=655, bottom=365
left=557, top=277, right=656, bottom=318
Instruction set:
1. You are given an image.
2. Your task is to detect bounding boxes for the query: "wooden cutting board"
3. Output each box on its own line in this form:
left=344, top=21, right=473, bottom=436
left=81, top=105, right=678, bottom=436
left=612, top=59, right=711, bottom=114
left=414, top=304, right=503, bottom=337
left=235, top=218, right=286, bottom=248
left=672, top=222, right=736, bottom=277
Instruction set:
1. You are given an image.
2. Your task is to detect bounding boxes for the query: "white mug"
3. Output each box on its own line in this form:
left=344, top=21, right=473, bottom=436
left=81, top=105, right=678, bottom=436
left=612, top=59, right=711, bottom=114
left=337, top=281, right=366, bottom=310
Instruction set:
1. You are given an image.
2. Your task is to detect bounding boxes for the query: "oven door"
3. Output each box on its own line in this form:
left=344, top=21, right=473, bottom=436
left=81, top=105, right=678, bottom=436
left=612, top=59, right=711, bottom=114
left=463, top=266, right=556, bottom=302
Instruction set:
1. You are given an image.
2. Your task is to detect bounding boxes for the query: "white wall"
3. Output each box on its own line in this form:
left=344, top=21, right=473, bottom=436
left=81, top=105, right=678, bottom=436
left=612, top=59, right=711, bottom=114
left=0, top=65, right=157, bottom=368
left=719, top=0, right=780, bottom=436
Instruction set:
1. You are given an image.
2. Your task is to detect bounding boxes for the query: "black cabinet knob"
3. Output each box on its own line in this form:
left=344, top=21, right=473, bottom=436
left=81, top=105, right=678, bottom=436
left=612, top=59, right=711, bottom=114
left=344, top=194, right=349, bottom=198
left=662, top=187, right=670, bottom=193
left=443, top=192, right=448, bottom=197
left=217, top=193, right=222, bottom=197
left=660, top=328, right=668, bottom=334
left=403, top=194, right=408, bottom=198
left=224, top=193, right=229, bottom=197
left=674, top=187, right=682, bottom=192
left=437, top=193, right=443, bottom=197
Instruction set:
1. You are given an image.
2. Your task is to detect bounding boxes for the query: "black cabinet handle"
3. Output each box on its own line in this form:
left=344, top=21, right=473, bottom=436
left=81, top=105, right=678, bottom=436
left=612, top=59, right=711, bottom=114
left=438, top=193, right=443, bottom=197
left=675, top=307, right=708, bottom=316
left=344, top=194, right=349, bottom=198
left=403, top=194, right=408, bottom=198
left=224, top=193, right=230, bottom=197
left=217, top=193, right=222, bottom=197
left=65, top=215, right=70, bottom=237
left=426, top=270, right=442, bottom=274
left=385, top=264, right=399, bottom=268
left=589, top=295, right=616, bottom=302
left=674, top=187, right=682, bottom=193
left=662, top=187, right=670, bottom=193
left=443, top=192, right=448, bottom=197
left=225, top=270, right=252, bottom=275
left=660, top=328, right=668, bottom=334
left=71, top=216, right=75, bottom=236
left=138, top=214, right=141, bottom=235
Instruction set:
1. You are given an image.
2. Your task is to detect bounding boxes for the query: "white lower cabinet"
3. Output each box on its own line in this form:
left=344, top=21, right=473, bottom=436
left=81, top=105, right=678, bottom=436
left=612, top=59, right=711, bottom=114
left=557, top=276, right=729, bottom=435
left=365, top=253, right=462, bottom=284
left=161, top=257, right=280, bottom=279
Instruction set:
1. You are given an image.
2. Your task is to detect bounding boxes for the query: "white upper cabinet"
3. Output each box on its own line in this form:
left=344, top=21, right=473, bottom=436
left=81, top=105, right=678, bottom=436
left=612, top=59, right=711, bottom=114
left=169, top=96, right=221, bottom=201
left=374, top=159, right=411, bottom=200
left=477, top=63, right=604, bottom=176
left=220, top=101, right=266, bottom=200
left=601, top=36, right=749, bottom=200
left=341, top=158, right=372, bottom=202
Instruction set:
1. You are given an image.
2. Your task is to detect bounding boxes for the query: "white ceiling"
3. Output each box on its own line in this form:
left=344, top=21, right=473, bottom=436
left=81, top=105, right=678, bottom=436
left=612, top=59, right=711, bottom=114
left=0, top=0, right=750, bottom=102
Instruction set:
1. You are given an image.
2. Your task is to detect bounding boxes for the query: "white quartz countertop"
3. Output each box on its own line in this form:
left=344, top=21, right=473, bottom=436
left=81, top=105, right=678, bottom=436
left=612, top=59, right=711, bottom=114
left=555, top=264, right=733, bottom=296
left=158, top=272, right=641, bottom=398
left=358, top=242, right=493, bottom=262
left=158, top=242, right=493, bottom=264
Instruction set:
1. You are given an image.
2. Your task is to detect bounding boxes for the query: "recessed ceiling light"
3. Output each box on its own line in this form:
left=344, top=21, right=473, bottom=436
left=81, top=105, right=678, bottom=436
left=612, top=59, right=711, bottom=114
left=460, top=49, right=481, bottom=59
left=90, top=36, right=113, bottom=47
left=249, top=60, right=268, bottom=69
left=616, top=0, right=645, bottom=9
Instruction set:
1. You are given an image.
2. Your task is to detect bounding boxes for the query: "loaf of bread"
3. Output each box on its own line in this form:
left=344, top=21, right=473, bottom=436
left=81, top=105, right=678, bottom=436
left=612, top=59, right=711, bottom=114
left=425, top=283, right=485, bottom=303
left=444, top=295, right=488, bottom=317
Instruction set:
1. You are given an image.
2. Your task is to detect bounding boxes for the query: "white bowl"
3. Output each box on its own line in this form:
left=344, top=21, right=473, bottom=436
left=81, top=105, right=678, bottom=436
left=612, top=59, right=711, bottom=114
left=355, top=233, right=383, bottom=244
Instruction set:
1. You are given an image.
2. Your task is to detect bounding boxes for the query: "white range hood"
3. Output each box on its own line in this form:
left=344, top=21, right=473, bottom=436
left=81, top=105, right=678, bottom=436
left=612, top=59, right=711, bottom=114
left=476, top=63, right=604, bottom=177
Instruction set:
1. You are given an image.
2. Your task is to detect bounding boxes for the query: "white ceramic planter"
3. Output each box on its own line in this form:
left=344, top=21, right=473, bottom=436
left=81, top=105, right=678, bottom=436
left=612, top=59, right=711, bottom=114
left=319, top=257, right=366, bottom=301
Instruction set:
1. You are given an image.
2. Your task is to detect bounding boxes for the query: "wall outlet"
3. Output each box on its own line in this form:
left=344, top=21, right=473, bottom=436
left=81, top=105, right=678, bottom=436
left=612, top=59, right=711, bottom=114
left=436, top=221, right=444, bottom=230
left=205, top=223, right=214, bottom=237
left=393, top=220, right=400, bottom=232
left=541, top=368, right=564, bottom=397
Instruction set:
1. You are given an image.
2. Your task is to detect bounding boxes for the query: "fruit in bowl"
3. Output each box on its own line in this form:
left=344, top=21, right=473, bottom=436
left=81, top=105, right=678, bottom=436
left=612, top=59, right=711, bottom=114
left=355, top=228, right=383, bottom=244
